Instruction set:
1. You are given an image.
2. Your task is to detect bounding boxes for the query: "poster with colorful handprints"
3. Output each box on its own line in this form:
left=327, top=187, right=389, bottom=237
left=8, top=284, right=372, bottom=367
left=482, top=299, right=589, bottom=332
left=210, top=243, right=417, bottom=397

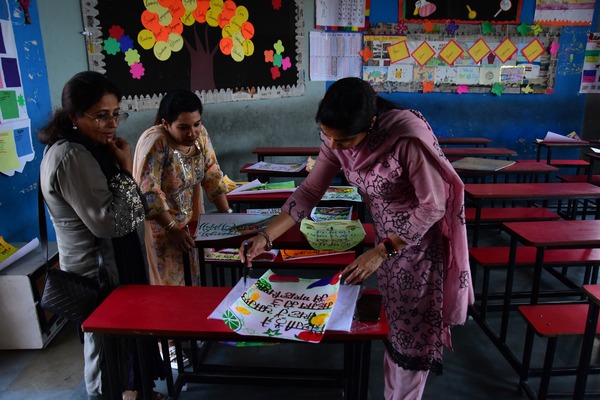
left=222, top=270, right=342, bottom=343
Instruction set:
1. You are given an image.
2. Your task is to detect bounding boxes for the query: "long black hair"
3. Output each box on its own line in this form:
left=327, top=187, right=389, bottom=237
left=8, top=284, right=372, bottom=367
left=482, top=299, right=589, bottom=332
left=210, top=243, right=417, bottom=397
left=154, top=89, right=202, bottom=125
left=315, top=77, right=402, bottom=137
left=37, top=71, right=121, bottom=145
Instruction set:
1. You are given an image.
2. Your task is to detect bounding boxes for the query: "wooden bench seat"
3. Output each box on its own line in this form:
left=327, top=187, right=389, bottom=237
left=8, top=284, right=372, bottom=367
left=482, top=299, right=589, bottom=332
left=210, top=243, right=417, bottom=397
left=465, top=207, right=561, bottom=223
left=469, top=246, right=600, bottom=318
left=519, top=159, right=590, bottom=168
left=518, top=304, right=600, bottom=399
left=556, top=174, right=600, bottom=185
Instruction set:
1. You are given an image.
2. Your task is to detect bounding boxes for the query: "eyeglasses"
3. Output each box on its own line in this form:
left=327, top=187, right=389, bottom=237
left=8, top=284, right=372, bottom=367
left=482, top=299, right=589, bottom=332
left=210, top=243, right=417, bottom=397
left=83, top=111, right=129, bottom=127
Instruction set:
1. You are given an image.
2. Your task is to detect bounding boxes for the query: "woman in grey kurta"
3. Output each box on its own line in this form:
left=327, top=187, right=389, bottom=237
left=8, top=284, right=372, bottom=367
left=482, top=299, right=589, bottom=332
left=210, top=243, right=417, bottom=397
left=38, top=71, right=163, bottom=400
left=240, top=78, right=473, bottom=400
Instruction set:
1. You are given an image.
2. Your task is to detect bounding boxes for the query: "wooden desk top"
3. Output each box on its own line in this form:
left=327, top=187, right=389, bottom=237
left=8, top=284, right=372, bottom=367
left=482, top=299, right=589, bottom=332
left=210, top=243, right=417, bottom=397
left=193, top=221, right=376, bottom=249
left=455, top=161, right=557, bottom=176
left=535, top=140, right=597, bottom=148
left=443, top=147, right=516, bottom=157
left=503, top=220, right=600, bottom=247
left=464, top=182, right=600, bottom=199
left=582, top=284, right=600, bottom=306
left=240, top=163, right=309, bottom=177
left=82, top=285, right=389, bottom=341
left=252, top=147, right=320, bottom=156
left=227, top=191, right=292, bottom=203
left=438, top=137, right=492, bottom=146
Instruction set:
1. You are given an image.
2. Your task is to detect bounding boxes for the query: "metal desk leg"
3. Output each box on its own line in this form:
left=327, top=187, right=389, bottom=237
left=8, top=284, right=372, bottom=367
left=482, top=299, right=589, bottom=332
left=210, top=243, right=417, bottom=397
left=574, top=302, right=600, bottom=399
left=102, top=334, right=122, bottom=400
left=500, top=235, right=518, bottom=343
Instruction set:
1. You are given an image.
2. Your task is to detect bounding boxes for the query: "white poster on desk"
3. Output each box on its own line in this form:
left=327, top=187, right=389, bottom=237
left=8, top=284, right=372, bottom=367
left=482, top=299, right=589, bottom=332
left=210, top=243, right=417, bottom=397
left=194, top=213, right=277, bottom=241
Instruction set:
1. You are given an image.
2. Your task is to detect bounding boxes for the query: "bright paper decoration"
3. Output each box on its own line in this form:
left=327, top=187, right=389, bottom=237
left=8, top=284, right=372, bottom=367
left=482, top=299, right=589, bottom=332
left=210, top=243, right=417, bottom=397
left=412, top=40, right=436, bottom=67
left=223, top=270, right=342, bottom=343
left=521, top=38, right=545, bottom=63
left=494, top=38, right=518, bottom=63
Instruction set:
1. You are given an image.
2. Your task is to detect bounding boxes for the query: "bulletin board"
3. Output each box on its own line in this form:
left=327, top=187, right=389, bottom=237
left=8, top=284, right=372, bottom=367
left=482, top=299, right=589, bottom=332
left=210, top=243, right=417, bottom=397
left=400, top=0, right=523, bottom=24
left=81, top=0, right=305, bottom=109
left=362, top=22, right=560, bottom=95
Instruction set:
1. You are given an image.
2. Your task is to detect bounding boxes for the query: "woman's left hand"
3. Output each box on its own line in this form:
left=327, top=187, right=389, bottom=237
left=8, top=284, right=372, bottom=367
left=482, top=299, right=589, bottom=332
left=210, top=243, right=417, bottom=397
left=341, top=248, right=386, bottom=285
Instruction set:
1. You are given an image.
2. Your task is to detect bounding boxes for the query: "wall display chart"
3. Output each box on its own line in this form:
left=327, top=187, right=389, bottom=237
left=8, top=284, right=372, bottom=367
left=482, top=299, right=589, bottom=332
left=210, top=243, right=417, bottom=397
left=81, top=0, right=305, bottom=108
left=362, top=22, right=561, bottom=95
left=0, top=0, right=33, bottom=177
left=579, top=32, right=600, bottom=93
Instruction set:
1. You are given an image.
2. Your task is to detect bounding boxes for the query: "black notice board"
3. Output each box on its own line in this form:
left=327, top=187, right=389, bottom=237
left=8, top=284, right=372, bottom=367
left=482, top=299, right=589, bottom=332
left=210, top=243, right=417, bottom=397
left=400, top=0, right=522, bottom=24
left=84, top=0, right=302, bottom=103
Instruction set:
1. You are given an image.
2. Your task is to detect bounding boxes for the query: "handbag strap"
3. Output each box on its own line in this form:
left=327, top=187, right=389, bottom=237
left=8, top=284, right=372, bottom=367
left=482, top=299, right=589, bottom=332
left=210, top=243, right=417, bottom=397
left=38, top=176, right=50, bottom=270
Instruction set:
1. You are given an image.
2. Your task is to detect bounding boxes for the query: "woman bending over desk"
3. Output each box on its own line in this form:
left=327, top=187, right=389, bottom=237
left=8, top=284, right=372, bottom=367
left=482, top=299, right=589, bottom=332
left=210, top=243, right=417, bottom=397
left=240, top=78, right=473, bottom=400
left=133, top=89, right=231, bottom=286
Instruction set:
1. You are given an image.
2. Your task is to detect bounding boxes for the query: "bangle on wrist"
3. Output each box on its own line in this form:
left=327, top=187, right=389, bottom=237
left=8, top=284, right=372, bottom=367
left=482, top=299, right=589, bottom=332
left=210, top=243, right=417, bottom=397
left=381, top=237, right=398, bottom=259
left=256, top=230, right=273, bottom=251
left=163, top=220, right=176, bottom=232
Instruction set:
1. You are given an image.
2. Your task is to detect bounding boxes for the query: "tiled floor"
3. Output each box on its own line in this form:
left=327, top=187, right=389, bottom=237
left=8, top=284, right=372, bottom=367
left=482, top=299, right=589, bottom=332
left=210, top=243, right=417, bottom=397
left=0, top=225, right=598, bottom=400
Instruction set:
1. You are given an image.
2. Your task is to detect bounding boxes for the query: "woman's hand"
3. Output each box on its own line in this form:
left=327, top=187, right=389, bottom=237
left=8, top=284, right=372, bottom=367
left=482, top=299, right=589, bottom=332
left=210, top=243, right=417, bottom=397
left=106, top=136, right=133, bottom=172
left=238, top=235, right=268, bottom=268
left=341, top=248, right=386, bottom=285
left=167, top=226, right=196, bottom=253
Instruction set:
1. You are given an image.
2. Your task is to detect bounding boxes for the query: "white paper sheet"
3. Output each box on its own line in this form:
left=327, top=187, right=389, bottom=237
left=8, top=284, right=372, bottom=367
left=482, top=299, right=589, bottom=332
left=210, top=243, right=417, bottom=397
left=0, top=238, right=40, bottom=272
left=209, top=278, right=360, bottom=332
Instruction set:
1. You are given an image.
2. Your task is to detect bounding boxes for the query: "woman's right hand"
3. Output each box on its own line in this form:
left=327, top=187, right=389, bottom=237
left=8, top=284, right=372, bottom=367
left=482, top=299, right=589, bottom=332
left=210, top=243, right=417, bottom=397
left=106, top=136, right=133, bottom=172
left=167, top=226, right=196, bottom=253
left=238, top=235, right=268, bottom=268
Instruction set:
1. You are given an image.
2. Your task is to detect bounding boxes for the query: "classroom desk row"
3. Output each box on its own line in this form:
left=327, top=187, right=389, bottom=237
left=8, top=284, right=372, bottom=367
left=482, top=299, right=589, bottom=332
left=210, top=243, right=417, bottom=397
left=250, top=137, right=492, bottom=162
left=84, top=219, right=379, bottom=400
left=469, top=220, right=600, bottom=399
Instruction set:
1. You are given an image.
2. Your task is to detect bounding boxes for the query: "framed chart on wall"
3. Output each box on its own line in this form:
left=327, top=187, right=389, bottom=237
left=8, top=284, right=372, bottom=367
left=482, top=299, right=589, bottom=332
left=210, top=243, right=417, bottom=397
left=399, top=0, right=523, bottom=24
left=81, top=0, right=304, bottom=108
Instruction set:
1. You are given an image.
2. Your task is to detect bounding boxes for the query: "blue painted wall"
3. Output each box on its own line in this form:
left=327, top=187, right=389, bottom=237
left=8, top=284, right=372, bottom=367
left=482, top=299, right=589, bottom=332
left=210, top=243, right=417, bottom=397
left=0, top=0, right=52, bottom=242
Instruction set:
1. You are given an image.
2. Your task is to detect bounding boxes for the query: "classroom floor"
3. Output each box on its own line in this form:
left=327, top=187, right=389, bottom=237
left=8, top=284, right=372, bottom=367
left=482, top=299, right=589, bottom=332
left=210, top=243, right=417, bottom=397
left=0, top=226, right=599, bottom=400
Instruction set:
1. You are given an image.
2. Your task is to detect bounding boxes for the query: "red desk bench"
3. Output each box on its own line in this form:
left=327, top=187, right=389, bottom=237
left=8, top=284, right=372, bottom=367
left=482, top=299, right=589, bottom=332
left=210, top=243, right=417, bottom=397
left=465, top=207, right=560, bottom=225
left=469, top=246, right=600, bottom=318
left=82, top=285, right=389, bottom=400
left=518, top=303, right=600, bottom=400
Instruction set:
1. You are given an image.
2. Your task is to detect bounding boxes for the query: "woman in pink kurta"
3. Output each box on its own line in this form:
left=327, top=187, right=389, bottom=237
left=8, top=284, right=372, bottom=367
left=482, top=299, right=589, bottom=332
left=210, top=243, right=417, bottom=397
left=241, top=78, right=473, bottom=399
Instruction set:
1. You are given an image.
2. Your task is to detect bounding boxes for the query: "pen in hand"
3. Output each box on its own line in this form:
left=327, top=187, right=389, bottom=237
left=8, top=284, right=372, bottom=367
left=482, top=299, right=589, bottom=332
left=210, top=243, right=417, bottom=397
left=243, top=241, right=249, bottom=289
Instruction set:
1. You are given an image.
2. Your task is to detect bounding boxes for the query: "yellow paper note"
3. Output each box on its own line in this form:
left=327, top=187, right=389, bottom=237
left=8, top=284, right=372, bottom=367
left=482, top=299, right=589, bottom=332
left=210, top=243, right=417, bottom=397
left=0, top=236, right=18, bottom=263
left=0, top=130, right=21, bottom=174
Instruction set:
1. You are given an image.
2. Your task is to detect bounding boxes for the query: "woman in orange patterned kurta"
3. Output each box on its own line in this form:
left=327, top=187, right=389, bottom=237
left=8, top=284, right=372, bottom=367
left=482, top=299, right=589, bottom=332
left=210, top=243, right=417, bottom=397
left=133, top=89, right=230, bottom=286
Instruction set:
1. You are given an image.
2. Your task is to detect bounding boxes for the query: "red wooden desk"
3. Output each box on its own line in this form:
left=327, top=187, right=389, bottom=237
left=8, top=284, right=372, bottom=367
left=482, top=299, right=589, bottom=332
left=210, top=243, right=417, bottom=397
left=535, top=140, right=598, bottom=164
left=252, top=146, right=320, bottom=162
left=226, top=189, right=365, bottom=219
left=190, top=221, right=375, bottom=286
left=82, top=285, right=389, bottom=400
left=575, top=284, right=600, bottom=399
left=442, top=147, right=516, bottom=159
left=455, top=160, right=558, bottom=183
left=437, top=137, right=491, bottom=147
left=470, top=221, right=600, bottom=381
left=464, top=182, right=600, bottom=246
left=483, top=221, right=600, bottom=376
